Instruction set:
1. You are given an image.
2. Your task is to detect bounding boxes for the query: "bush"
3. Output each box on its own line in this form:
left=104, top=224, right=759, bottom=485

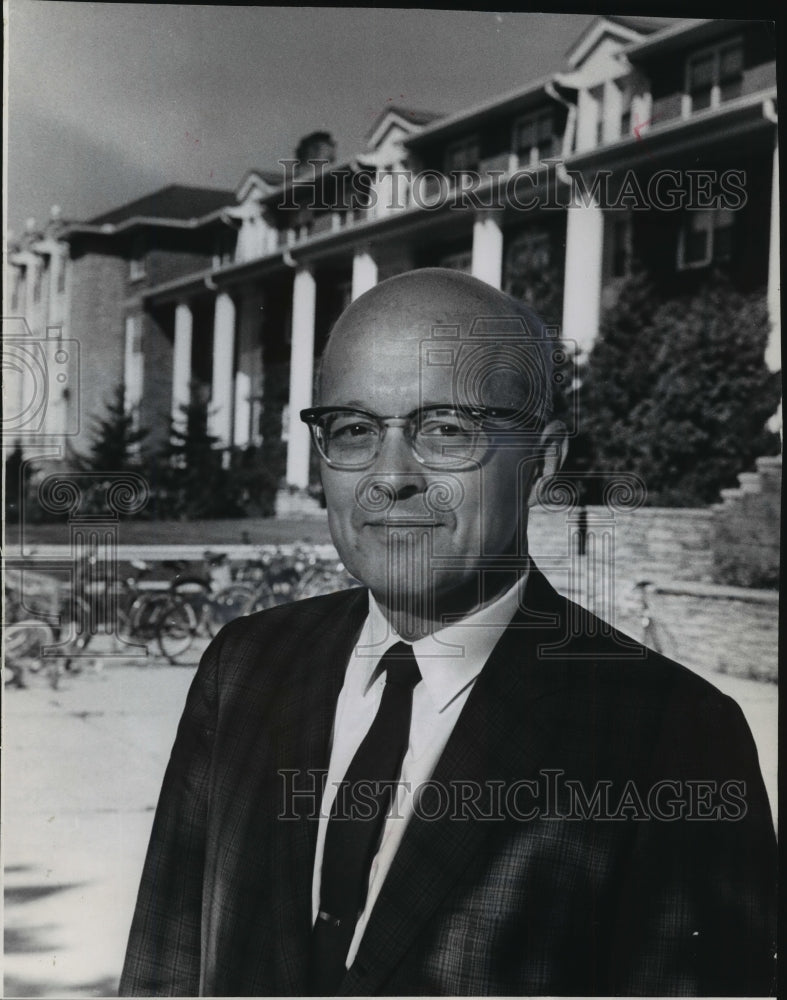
left=574, top=271, right=780, bottom=506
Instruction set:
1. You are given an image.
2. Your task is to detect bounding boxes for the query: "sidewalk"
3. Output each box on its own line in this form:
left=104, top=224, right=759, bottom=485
left=2, top=648, right=778, bottom=999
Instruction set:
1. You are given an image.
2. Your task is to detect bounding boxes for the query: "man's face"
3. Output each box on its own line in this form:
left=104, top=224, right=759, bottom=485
left=316, top=274, right=551, bottom=620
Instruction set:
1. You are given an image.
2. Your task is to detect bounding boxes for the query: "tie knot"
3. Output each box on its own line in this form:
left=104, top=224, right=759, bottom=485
left=381, top=641, right=421, bottom=689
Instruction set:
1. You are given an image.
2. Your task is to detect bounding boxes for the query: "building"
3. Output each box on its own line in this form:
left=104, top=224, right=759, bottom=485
left=5, top=15, right=779, bottom=510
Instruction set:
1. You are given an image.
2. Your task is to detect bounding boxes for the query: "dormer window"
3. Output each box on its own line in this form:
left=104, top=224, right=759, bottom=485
left=513, top=111, right=556, bottom=168
left=686, top=39, right=743, bottom=114
left=212, top=231, right=235, bottom=269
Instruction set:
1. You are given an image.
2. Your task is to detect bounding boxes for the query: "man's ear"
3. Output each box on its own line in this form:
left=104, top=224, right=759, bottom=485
left=527, top=420, right=568, bottom=507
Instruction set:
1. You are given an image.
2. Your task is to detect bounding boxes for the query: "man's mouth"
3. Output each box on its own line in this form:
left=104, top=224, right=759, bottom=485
left=363, top=518, right=444, bottom=527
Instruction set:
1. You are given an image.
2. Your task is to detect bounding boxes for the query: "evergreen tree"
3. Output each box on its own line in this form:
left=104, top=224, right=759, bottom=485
left=76, top=383, right=149, bottom=472
left=154, top=392, right=248, bottom=519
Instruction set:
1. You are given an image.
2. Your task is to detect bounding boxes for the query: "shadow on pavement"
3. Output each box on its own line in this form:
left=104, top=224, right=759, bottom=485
left=3, top=973, right=119, bottom=998
left=6, top=882, right=87, bottom=905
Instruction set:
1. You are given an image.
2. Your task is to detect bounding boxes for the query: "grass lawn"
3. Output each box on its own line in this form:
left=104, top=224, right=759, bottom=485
left=10, top=516, right=333, bottom=547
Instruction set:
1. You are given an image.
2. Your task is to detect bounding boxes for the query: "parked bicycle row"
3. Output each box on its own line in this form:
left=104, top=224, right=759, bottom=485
left=4, top=547, right=358, bottom=688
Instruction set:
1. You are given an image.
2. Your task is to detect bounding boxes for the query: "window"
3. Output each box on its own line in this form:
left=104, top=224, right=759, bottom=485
left=32, top=265, right=42, bottom=304
left=439, top=250, right=472, bottom=273
left=444, top=135, right=480, bottom=175
left=513, top=111, right=556, bottom=167
left=677, top=208, right=735, bottom=269
left=686, top=39, right=743, bottom=114
left=507, top=230, right=551, bottom=272
left=10, top=270, right=20, bottom=311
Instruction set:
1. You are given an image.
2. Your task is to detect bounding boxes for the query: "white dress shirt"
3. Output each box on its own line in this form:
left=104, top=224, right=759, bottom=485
left=311, top=570, right=528, bottom=967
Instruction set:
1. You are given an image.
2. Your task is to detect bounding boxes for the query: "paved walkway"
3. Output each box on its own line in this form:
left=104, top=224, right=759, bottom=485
left=3, top=646, right=777, bottom=998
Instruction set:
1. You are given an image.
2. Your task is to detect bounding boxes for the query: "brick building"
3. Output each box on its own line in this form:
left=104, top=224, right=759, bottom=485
left=5, top=15, right=779, bottom=509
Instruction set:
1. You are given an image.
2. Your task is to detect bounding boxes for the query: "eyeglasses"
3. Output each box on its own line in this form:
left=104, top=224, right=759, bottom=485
left=300, top=404, right=526, bottom=470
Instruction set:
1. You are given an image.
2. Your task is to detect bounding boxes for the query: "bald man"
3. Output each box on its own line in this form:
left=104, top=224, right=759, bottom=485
left=120, top=270, right=776, bottom=997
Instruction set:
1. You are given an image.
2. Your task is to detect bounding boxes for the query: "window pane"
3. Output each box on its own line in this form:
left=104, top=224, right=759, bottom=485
left=692, top=86, right=713, bottom=111
left=516, top=120, right=535, bottom=151
left=689, top=54, right=715, bottom=89
left=685, top=230, right=710, bottom=264
left=538, top=113, right=553, bottom=142
left=720, top=44, right=743, bottom=78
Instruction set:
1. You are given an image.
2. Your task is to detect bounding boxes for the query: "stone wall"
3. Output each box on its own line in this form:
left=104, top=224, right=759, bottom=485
left=527, top=505, right=777, bottom=683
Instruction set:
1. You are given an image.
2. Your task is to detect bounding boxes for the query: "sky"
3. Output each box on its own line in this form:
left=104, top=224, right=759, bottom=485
left=6, top=4, right=686, bottom=236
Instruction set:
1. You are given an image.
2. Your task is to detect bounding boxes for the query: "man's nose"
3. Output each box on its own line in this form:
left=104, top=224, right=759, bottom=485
left=370, top=425, right=427, bottom=500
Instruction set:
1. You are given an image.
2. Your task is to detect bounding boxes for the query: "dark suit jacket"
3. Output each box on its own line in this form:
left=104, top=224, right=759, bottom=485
left=119, top=567, right=776, bottom=996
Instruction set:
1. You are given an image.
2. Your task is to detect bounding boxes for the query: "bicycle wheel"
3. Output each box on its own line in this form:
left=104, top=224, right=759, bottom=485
left=156, top=596, right=198, bottom=664
left=242, top=582, right=280, bottom=614
left=126, top=593, right=169, bottom=645
left=208, top=583, right=259, bottom=630
left=172, top=577, right=214, bottom=637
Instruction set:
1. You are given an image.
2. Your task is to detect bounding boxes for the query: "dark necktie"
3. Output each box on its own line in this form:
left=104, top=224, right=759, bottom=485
left=309, top=641, right=421, bottom=995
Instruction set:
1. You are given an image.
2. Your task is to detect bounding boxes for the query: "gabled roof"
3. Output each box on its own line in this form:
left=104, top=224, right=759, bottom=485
left=604, top=14, right=679, bottom=35
left=565, top=14, right=660, bottom=69
left=366, top=105, right=444, bottom=141
left=88, top=184, right=235, bottom=225
left=236, top=168, right=284, bottom=202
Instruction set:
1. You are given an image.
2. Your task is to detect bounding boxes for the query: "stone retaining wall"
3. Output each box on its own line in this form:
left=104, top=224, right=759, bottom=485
left=527, top=507, right=777, bottom=683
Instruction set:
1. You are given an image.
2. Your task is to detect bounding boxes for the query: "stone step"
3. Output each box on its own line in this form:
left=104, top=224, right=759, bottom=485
left=736, top=472, right=762, bottom=493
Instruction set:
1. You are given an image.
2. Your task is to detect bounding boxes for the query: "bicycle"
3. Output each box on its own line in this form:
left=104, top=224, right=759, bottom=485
left=170, top=551, right=276, bottom=637
left=3, top=575, right=76, bottom=689
left=65, top=557, right=198, bottom=665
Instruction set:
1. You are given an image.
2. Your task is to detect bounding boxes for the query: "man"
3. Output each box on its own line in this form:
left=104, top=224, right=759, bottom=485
left=120, top=269, right=776, bottom=996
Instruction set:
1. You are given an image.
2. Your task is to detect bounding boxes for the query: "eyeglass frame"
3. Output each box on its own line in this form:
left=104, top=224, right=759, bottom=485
left=299, top=403, right=536, bottom=470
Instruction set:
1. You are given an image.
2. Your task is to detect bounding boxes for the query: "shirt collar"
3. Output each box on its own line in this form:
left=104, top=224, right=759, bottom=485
left=354, top=565, right=529, bottom=713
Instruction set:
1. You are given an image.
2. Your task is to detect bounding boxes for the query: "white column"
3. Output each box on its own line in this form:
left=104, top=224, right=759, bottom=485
left=471, top=212, right=504, bottom=289
left=233, top=291, right=264, bottom=449
left=234, top=371, right=252, bottom=448
left=210, top=291, right=236, bottom=447
left=562, top=198, right=604, bottom=355
left=766, top=138, right=780, bottom=373
left=172, top=300, right=193, bottom=425
left=285, top=266, right=317, bottom=489
left=351, top=247, right=378, bottom=300
left=124, top=316, right=144, bottom=412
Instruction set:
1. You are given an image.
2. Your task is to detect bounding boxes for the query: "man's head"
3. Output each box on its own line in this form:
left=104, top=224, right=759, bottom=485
left=304, top=268, right=566, bottom=631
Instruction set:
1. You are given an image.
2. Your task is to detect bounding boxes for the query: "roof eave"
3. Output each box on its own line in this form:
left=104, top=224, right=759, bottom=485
left=404, top=77, right=561, bottom=148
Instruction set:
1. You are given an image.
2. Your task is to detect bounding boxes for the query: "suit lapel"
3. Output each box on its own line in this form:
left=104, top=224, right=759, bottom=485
left=341, top=567, right=575, bottom=995
left=269, top=589, right=369, bottom=993
left=211, top=589, right=368, bottom=995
